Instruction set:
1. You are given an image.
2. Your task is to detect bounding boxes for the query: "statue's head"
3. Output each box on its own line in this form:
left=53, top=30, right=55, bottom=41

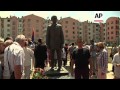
left=51, top=15, right=57, bottom=24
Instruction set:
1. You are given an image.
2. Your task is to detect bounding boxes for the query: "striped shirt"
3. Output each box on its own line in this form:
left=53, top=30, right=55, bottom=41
left=97, top=49, right=108, bottom=73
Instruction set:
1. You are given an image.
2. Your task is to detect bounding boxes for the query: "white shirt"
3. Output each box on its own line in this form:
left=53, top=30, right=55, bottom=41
left=62, top=48, right=66, bottom=59
left=3, top=42, right=25, bottom=79
left=23, top=47, right=34, bottom=66
left=112, top=53, right=120, bottom=78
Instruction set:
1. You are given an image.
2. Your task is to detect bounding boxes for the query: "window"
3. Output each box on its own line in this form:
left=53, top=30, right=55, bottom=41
left=104, top=33, right=105, bottom=35
left=7, top=34, right=10, bottom=36
left=79, top=32, right=82, bottom=34
left=66, top=35, right=68, bottom=38
left=116, top=20, right=118, bottom=24
left=111, top=21, right=113, bottom=24
left=73, top=31, right=75, bottom=34
left=80, top=28, right=81, bottom=30
left=89, top=36, right=91, bottom=39
left=7, top=24, right=10, bottom=27
left=108, top=37, right=109, bottom=39
left=7, top=19, right=10, bottom=22
left=111, top=26, right=113, bottom=29
left=89, top=33, right=91, bottom=35
left=89, top=28, right=90, bottom=30
left=77, top=31, right=79, bottom=34
left=96, top=24, right=99, bottom=27
left=28, top=19, right=31, bottom=22
left=108, top=32, right=109, bottom=35
left=111, top=32, right=113, bottom=34
left=65, top=30, right=68, bottom=33
left=73, top=36, right=75, bottom=39
left=36, top=20, right=39, bottom=23
left=116, top=26, right=119, bottom=29
left=107, top=23, right=109, bottom=25
left=116, top=31, right=119, bottom=35
left=108, top=27, right=109, bottom=30
left=23, top=19, right=25, bottom=22
left=96, top=29, right=98, bottom=31
left=36, top=29, right=39, bottom=32
left=19, top=19, right=22, bottom=22
left=73, top=22, right=75, bottom=25
left=104, top=38, right=105, bottom=40
left=65, top=26, right=67, bottom=28
left=12, top=21, right=15, bottom=25
left=19, top=24, right=22, bottom=27
left=111, top=37, right=113, bottom=39
left=19, top=29, right=21, bottom=31
left=65, top=21, right=68, bottom=24
left=104, top=29, right=105, bottom=31
left=73, top=27, right=75, bottom=29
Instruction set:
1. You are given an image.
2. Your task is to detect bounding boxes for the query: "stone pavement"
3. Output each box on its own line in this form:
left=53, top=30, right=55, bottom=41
left=107, top=63, right=114, bottom=79
left=45, top=63, right=114, bottom=79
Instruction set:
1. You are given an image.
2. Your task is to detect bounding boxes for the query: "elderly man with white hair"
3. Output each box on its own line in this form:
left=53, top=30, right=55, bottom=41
left=3, top=35, right=26, bottom=79
left=112, top=45, right=120, bottom=79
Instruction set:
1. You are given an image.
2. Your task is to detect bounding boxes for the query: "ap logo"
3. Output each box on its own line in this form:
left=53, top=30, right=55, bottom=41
left=94, top=11, right=103, bottom=23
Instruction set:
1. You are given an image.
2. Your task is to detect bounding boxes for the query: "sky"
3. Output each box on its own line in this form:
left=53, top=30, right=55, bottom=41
left=0, top=11, right=120, bottom=23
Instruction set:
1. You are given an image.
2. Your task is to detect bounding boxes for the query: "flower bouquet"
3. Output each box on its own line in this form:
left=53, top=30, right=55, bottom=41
left=30, top=68, right=48, bottom=79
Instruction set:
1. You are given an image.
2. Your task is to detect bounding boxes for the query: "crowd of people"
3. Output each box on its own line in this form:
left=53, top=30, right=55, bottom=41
left=0, top=15, right=119, bottom=79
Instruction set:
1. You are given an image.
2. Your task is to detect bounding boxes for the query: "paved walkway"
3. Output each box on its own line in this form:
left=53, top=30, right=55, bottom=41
left=107, top=63, right=114, bottom=79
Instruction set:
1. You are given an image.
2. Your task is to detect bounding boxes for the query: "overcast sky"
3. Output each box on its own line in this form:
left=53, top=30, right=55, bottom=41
left=0, top=11, right=120, bottom=23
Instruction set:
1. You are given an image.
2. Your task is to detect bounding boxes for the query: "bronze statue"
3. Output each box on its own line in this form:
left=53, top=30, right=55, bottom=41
left=46, top=16, right=64, bottom=71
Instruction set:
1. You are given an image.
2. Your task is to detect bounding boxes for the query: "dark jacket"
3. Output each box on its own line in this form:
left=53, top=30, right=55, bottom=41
left=34, top=44, right=47, bottom=60
left=46, top=24, right=64, bottom=49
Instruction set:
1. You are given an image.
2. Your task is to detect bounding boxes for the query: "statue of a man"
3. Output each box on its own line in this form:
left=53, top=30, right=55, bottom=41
left=46, top=16, right=64, bottom=71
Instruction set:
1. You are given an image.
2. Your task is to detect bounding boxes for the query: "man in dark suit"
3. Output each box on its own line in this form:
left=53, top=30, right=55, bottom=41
left=46, top=16, right=64, bottom=71
left=34, top=38, right=47, bottom=69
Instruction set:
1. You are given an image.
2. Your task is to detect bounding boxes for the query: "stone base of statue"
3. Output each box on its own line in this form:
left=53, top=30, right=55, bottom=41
left=44, top=67, right=69, bottom=77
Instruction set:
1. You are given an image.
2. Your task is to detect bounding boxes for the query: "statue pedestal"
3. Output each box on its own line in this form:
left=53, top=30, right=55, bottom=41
left=44, top=67, right=69, bottom=77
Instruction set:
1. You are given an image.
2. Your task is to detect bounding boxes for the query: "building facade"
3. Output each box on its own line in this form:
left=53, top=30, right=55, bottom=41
left=23, top=14, right=45, bottom=42
left=59, top=17, right=80, bottom=44
left=1, top=14, right=120, bottom=46
left=106, top=17, right=119, bottom=45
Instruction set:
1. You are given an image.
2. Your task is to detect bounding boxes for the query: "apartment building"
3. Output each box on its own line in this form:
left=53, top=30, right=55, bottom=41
left=1, top=14, right=120, bottom=46
left=18, top=18, right=23, bottom=35
left=23, top=14, right=45, bottom=41
left=87, top=22, right=94, bottom=44
left=0, top=16, right=23, bottom=40
left=106, top=17, right=119, bottom=45
left=78, top=22, right=83, bottom=42
left=59, top=17, right=80, bottom=44
left=10, top=16, right=19, bottom=39
left=82, top=21, right=100, bottom=44
left=42, top=18, right=51, bottom=44
left=3, top=17, right=11, bottom=39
